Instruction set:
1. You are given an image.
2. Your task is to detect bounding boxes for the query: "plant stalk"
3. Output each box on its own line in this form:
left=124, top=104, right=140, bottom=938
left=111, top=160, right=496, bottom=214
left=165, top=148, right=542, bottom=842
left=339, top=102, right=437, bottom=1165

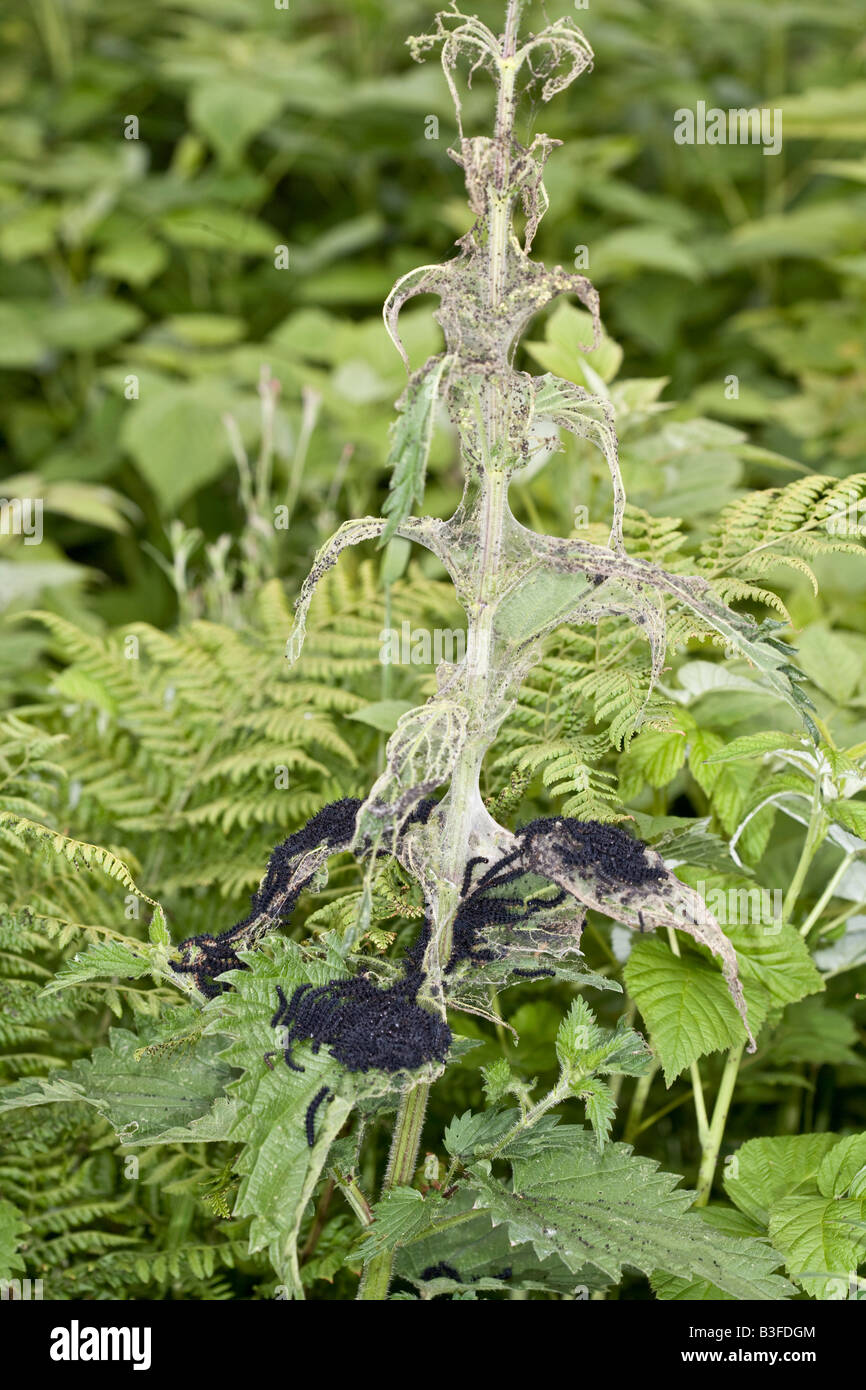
left=358, top=7, right=523, bottom=1299
left=693, top=1041, right=745, bottom=1206
left=357, top=1079, right=430, bottom=1299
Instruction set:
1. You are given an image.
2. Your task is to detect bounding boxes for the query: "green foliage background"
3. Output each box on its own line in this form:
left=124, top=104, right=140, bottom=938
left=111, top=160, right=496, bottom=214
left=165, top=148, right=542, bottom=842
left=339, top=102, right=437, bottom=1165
left=1, top=0, right=865, bottom=1300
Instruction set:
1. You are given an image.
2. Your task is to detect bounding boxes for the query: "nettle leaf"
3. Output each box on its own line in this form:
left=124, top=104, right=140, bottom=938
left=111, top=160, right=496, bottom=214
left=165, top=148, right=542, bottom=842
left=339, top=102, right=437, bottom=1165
left=352, top=1187, right=437, bottom=1262
left=625, top=936, right=745, bottom=1084
left=650, top=1205, right=769, bottom=1300
left=576, top=1078, right=617, bottom=1149
left=724, top=1134, right=840, bottom=1226
left=625, top=917, right=823, bottom=1083
left=41, top=938, right=158, bottom=994
left=380, top=354, right=452, bottom=544
left=465, top=1128, right=792, bottom=1299
left=444, top=1107, right=563, bottom=1162
left=817, top=1134, right=866, bottom=1199
left=204, top=939, right=354, bottom=1297
left=768, top=1195, right=866, bottom=1299
left=0, top=1026, right=235, bottom=1144
left=393, top=1188, right=588, bottom=1295
left=555, top=996, right=651, bottom=1119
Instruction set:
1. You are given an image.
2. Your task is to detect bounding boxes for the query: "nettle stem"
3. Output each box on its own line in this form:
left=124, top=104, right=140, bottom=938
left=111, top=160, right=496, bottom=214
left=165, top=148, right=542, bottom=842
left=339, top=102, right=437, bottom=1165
left=693, top=794, right=826, bottom=1206
left=693, top=1040, right=745, bottom=1207
left=358, top=9, right=522, bottom=1301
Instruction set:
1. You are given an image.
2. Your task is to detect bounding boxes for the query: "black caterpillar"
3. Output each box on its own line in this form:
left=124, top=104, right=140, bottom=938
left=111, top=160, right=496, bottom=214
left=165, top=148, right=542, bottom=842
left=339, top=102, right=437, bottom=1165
left=304, top=1085, right=331, bottom=1147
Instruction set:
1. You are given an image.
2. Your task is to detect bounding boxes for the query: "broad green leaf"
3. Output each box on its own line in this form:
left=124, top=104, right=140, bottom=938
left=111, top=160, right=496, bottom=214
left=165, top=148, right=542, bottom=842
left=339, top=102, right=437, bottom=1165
left=163, top=314, right=247, bottom=348
left=724, top=1134, right=839, bottom=1226
left=43, top=299, right=143, bottom=351
left=92, top=236, right=169, bottom=286
left=0, top=1026, right=235, bottom=1145
left=0, top=304, right=46, bottom=366
left=768, top=1195, right=866, bottom=1299
left=0, top=204, right=60, bottom=260
left=524, top=301, right=622, bottom=386
left=725, top=921, right=824, bottom=1015
left=625, top=911, right=822, bottom=1084
left=393, top=1188, right=587, bottom=1295
left=650, top=1271, right=735, bottom=1300
left=796, top=624, right=863, bottom=703
left=159, top=206, right=277, bottom=255
left=625, top=935, right=746, bottom=1084
left=120, top=383, right=236, bottom=510
left=590, top=224, right=704, bottom=283
left=189, top=79, right=285, bottom=165
left=467, top=1128, right=792, bottom=1299
left=817, top=1134, right=866, bottom=1199
left=767, top=997, right=860, bottom=1068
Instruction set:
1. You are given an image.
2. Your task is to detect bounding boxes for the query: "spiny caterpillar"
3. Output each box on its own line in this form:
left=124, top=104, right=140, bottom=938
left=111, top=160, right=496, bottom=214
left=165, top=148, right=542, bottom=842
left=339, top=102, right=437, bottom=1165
left=304, top=1085, right=332, bottom=1148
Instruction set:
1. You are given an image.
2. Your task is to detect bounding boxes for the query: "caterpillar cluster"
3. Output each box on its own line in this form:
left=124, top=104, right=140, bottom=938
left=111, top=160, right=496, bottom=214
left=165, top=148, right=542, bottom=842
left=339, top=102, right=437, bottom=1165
left=270, top=975, right=452, bottom=1080
left=172, top=796, right=437, bottom=998
left=442, top=816, right=661, bottom=973
left=174, top=801, right=661, bottom=1142
left=519, top=816, right=664, bottom=888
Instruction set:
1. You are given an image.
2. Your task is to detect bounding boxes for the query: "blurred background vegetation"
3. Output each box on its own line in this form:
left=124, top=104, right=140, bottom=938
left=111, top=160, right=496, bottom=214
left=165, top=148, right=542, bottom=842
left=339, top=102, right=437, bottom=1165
left=1, top=0, right=866, bottom=1298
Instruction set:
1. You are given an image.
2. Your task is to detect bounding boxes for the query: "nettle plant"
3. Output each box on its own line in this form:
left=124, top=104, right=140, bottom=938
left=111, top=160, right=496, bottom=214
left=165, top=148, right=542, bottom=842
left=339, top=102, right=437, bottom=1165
left=10, top=1, right=863, bottom=1302
left=171, top=3, right=815, bottom=1299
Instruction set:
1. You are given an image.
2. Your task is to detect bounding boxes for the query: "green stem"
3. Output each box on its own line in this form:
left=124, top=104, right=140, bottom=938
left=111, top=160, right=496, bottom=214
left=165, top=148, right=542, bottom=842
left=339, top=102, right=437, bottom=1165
left=782, top=794, right=825, bottom=923
left=357, top=1080, right=430, bottom=1300
left=665, top=926, right=709, bottom=1145
left=692, top=790, right=829, bottom=1203
left=484, top=1079, right=568, bottom=1160
left=693, top=1041, right=745, bottom=1207
left=623, top=1064, right=657, bottom=1144
left=800, top=851, right=855, bottom=939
